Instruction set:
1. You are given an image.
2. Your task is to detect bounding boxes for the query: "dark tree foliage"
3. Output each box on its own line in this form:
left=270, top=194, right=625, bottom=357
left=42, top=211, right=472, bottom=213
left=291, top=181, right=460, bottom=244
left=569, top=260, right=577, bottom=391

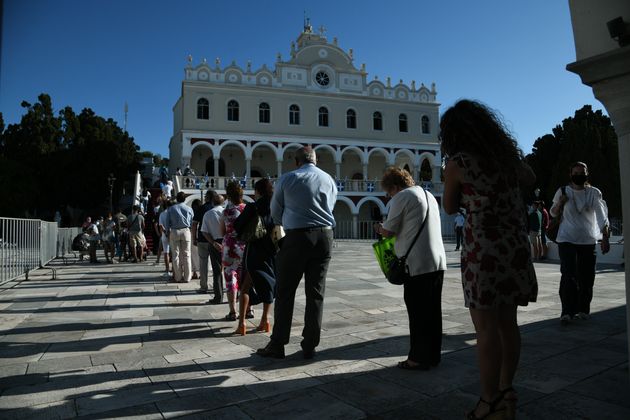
left=0, top=94, right=141, bottom=218
left=525, top=105, right=621, bottom=218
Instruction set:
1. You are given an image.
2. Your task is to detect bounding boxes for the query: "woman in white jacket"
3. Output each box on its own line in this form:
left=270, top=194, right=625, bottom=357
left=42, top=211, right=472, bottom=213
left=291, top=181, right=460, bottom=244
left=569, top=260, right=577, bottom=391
left=550, top=161, right=610, bottom=325
left=374, top=167, right=447, bottom=371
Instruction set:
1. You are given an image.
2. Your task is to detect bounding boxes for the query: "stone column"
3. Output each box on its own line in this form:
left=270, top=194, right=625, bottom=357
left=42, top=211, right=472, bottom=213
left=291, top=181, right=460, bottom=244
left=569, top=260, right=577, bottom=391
left=431, top=163, right=441, bottom=183
left=336, top=162, right=341, bottom=179
left=277, top=161, right=282, bottom=178
left=352, top=214, right=358, bottom=240
left=214, top=157, right=220, bottom=177
left=567, top=43, right=630, bottom=373
left=246, top=158, right=251, bottom=178
left=362, top=163, right=368, bottom=180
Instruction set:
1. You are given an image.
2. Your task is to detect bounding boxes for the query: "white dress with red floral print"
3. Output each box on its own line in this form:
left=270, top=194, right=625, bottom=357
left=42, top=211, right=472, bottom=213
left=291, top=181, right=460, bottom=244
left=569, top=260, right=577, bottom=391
left=222, top=202, right=246, bottom=292
left=454, top=153, right=538, bottom=309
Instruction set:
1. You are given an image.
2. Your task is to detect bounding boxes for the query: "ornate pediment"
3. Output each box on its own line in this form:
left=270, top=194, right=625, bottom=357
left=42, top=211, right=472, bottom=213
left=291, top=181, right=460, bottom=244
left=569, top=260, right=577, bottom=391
left=181, top=24, right=437, bottom=104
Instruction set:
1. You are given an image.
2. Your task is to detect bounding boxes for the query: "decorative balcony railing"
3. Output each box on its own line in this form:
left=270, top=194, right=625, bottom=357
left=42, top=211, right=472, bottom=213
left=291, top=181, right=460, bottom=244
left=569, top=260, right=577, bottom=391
left=175, top=176, right=441, bottom=194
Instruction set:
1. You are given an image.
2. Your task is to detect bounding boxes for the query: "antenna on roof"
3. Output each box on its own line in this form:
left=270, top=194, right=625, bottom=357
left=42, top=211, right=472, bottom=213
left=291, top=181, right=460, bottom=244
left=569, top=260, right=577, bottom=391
left=124, top=101, right=128, bottom=132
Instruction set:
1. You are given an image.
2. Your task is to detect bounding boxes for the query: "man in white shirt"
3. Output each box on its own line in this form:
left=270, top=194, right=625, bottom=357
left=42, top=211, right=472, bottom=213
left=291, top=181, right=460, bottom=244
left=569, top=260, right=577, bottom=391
left=87, top=221, right=100, bottom=263
left=550, top=161, right=609, bottom=324
left=201, top=191, right=226, bottom=304
left=162, top=180, right=173, bottom=199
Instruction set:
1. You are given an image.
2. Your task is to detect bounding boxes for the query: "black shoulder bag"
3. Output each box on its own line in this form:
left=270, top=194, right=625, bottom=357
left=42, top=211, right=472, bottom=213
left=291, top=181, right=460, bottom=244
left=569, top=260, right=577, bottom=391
left=546, top=186, right=566, bottom=243
left=387, top=188, right=430, bottom=285
left=236, top=203, right=267, bottom=243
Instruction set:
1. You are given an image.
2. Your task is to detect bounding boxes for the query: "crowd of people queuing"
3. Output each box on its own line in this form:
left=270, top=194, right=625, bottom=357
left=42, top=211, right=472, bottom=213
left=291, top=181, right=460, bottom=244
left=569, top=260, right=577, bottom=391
left=75, top=99, right=612, bottom=420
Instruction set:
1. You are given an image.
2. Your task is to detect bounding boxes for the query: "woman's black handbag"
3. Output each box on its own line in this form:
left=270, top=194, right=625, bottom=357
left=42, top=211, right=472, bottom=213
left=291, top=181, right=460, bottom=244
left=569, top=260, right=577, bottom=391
left=238, top=214, right=267, bottom=243
left=386, top=188, right=430, bottom=285
left=386, top=256, right=411, bottom=285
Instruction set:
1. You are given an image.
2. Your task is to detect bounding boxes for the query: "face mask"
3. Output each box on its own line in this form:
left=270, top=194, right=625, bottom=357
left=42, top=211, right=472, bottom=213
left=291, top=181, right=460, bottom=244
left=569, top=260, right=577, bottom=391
left=571, top=174, right=587, bottom=185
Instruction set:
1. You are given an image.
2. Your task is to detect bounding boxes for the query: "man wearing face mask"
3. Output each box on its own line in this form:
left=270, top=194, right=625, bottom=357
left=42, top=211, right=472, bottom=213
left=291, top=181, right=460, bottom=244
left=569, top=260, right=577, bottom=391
left=550, top=161, right=610, bottom=325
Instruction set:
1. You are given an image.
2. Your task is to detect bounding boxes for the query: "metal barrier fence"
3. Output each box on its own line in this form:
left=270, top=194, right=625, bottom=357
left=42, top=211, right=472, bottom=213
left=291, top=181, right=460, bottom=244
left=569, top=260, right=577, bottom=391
left=0, top=218, right=41, bottom=284
left=334, top=218, right=457, bottom=241
left=0, top=217, right=81, bottom=284
left=610, top=217, right=623, bottom=237
left=57, top=227, right=81, bottom=259
left=40, top=221, right=57, bottom=267
left=334, top=220, right=380, bottom=241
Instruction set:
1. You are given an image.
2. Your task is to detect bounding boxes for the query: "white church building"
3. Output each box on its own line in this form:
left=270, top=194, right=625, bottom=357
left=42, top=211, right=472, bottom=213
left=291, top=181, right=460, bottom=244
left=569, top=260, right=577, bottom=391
left=169, top=21, right=444, bottom=238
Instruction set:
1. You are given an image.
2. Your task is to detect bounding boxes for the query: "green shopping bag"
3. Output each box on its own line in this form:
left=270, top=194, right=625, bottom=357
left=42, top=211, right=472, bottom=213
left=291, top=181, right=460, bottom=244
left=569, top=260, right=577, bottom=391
left=372, top=236, right=397, bottom=277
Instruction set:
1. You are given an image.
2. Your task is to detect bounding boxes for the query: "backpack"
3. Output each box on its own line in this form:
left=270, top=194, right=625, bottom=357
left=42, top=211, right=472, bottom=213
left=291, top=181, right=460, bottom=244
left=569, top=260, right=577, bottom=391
left=72, top=234, right=90, bottom=251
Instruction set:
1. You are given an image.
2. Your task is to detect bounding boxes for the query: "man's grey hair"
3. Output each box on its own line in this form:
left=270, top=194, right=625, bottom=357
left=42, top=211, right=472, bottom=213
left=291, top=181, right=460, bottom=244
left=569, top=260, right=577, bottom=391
left=295, top=146, right=317, bottom=165
left=207, top=190, right=224, bottom=206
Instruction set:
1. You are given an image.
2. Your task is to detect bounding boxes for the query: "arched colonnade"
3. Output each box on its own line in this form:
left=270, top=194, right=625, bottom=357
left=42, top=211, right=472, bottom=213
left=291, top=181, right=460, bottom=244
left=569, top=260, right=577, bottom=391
left=185, top=139, right=442, bottom=182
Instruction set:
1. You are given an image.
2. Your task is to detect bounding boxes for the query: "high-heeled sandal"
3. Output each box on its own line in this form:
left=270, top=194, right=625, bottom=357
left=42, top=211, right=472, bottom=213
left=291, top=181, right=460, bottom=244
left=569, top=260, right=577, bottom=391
left=233, top=324, right=246, bottom=336
left=245, top=309, right=254, bottom=319
left=467, top=394, right=505, bottom=420
left=500, top=387, right=518, bottom=420
left=256, top=320, right=271, bottom=333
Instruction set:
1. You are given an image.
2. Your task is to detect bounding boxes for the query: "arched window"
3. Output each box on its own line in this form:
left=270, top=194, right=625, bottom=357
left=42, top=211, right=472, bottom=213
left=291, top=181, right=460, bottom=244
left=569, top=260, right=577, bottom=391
left=421, top=115, right=430, bottom=134
left=399, top=113, right=408, bottom=132
left=420, top=159, right=432, bottom=181
left=318, top=106, right=329, bottom=127
left=259, top=102, right=270, bottom=123
left=289, top=104, right=300, bottom=125
left=227, top=100, right=239, bottom=121
left=346, top=109, right=357, bottom=129
left=373, top=111, right=383, bottom=131
left=197, top=98, right=209, bottom=120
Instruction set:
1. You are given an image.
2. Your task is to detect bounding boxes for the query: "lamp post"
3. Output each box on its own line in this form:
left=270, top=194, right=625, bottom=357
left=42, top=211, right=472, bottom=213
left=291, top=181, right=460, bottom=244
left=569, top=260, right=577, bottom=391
left=107, top=173, right=116, bottom=213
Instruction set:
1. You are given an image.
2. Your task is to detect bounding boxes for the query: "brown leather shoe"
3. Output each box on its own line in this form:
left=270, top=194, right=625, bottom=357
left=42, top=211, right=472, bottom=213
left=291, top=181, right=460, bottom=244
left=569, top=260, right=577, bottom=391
left=256, top=342, right=285, bottom=359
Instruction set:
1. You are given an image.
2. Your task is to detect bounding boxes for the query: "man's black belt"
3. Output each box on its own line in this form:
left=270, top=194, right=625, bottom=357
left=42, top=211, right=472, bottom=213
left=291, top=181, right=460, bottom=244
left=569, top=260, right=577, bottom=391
left=285, top=226, right=333, bottom=233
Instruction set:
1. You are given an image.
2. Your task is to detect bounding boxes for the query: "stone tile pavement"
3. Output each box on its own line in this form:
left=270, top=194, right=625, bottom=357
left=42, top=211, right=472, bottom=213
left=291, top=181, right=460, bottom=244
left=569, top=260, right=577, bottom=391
left=0, top=241, right=627, bottom=419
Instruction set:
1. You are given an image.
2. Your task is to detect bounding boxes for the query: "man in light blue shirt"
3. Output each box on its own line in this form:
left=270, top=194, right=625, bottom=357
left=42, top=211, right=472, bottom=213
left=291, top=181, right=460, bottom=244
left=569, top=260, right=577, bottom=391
left=270, top=159, right=337, bottom=229
left=165, top=192, right=194, bottom=283
left=258, top=146, right=337, bottom=360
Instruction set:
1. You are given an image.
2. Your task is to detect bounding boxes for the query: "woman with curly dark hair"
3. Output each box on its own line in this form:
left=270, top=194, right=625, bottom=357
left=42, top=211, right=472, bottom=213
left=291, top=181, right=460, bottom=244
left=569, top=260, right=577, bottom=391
left=441, top=100, right=538, bottom=420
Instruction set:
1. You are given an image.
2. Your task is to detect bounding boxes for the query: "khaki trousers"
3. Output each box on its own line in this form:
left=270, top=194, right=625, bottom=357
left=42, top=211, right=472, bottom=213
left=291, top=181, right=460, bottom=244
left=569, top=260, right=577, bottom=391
left=170, top=228, right=192, bottom=283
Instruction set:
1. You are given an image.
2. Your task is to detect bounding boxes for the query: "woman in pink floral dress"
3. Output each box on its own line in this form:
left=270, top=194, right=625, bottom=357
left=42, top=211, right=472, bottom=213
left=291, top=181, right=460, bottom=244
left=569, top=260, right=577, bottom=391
left=222, top=181, right=246, bottom=321
left=441, top=100, right=538, bottom=420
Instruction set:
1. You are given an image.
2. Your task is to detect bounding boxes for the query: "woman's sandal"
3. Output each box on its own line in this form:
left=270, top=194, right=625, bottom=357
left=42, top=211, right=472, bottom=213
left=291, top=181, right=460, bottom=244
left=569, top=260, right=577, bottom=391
left=245, top=309, right=254, bottom=319
left=256, top=320, right=271, bottom=333
left=233, top=324, right=246, bottom=336
left=467, top=394, right=506, bottom=420
left=501, top=387, right=518, bottom=420
left=224, top=311, right=237, bottom=321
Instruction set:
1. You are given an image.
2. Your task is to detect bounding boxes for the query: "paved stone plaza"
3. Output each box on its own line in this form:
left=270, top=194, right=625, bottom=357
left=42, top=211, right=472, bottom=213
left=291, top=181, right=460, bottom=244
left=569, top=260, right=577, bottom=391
left=0, top=241, right=628, bottom=419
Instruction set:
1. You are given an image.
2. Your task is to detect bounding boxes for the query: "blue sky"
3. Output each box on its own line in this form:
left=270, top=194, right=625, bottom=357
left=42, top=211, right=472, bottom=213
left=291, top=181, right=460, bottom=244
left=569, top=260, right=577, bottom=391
left=1, top=0, right=603, bottom=157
